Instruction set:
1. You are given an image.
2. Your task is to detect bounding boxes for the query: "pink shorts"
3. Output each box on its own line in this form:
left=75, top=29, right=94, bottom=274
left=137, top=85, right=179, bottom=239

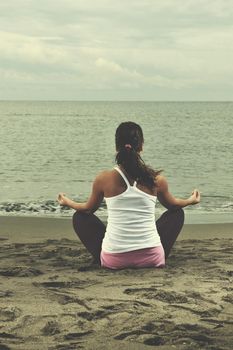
left=100, top=245, right=165, bottom=270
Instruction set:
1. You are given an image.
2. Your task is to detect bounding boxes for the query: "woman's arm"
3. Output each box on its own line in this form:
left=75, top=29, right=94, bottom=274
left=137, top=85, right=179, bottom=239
left=58, top=174, right=104, bottom=214
left=156, top=175, right=201, bottom=210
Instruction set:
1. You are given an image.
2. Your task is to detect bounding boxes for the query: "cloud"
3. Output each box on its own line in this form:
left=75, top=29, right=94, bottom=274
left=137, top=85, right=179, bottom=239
left=0, top=68, right=36, bottom=82
left=0, top=0, right=232, bottom=99
left=173, top=27, right=233, bottom=50
left=0, top=31, right=69, bottom=65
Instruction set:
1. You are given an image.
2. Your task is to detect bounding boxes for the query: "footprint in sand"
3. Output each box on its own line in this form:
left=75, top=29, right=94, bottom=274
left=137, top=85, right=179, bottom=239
left=53, top=343, right=84, bottom=350
left=41, top=320, right=61, bottom=336
left=143, top=336, right=165, bottom=346
left=33, top=279, right=97, bottom=289
left=77, top=302, right=132, bottom=322
left=64, top=330, right=93, bottom=340
left=0, top=343, right=12, bottom=350
left=0, top=332, right=21, bottom=341
left=0, top=290, right=13, bottom=298
left=115, top=321, right=219, bottom=349
left=0, top=306, right=21, bottom=322
left=124, top=287, right=188, bottom=303
left=0, top=266, right=43, bottom=277
left=77, top=310, right=109, bottom=321
left=222, top=294, right=233, bottom=303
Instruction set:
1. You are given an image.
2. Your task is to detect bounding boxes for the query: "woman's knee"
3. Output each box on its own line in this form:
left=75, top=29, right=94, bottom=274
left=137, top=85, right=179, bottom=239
left=164, top=207, right=184, bottom=218
left=177, top=207, right=184, bottom=220
left=165, top=208, right=185, bottom=227
left=72, top=211, right=88, bottom=232
left=171, top=208, right=185, bottom=225
left=73, top=210, right=85, bottom=220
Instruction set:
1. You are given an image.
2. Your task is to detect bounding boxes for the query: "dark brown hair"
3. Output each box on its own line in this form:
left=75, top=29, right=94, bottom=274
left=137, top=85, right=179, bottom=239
left=115, top=121, right=161, bottom=190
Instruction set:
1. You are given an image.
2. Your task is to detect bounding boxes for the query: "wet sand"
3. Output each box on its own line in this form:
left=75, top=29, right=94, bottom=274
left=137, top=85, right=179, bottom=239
left=0, top=216, right=232, bottom=349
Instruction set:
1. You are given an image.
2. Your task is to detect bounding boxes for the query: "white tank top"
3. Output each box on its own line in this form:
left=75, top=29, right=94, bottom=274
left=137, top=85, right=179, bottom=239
left=101, top=166, right=162, bottom=253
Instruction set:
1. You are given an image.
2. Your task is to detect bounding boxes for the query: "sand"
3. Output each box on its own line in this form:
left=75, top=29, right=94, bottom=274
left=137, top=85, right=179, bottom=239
left=0, top=216, right=232, bottom=350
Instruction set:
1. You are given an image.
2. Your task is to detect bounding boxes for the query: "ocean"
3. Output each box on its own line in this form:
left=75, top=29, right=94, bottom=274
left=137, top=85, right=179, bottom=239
left=0, top=101, right=233, bottom=223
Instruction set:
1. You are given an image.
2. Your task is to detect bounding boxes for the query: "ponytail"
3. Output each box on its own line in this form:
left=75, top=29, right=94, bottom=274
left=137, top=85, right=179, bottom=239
left=115, top=122, right=161, bottom=190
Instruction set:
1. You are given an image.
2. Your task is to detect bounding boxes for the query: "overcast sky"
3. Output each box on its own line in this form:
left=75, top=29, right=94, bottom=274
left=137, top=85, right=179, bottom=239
left=0, top=0, right=233, bottom=100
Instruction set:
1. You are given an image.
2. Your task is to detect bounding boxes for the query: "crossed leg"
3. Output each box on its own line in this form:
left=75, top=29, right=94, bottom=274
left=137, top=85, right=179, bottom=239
left=72, top=211, right=105, bottom=264
left=156, top=208, right=184, bottom=259
left=72, top=208, right=184, bottom=264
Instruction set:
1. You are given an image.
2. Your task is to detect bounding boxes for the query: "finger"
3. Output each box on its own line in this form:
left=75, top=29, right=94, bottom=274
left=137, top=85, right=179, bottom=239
left=196, top=191, right=200, bottom=200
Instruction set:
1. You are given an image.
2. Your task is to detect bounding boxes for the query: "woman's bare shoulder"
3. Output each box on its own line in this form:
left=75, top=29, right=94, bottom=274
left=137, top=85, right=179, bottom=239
left=155, top=174, right=168, bottom=191
left=94, top=169, right=115, bottom=181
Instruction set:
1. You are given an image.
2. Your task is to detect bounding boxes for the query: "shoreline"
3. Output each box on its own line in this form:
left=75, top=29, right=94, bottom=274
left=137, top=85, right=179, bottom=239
left=0, top=215, right=232, bottom=243
left=1, top=210, right=233, bottom=225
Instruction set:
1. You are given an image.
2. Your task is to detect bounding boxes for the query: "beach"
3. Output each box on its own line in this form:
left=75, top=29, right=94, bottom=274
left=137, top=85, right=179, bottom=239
left=0, top=216, right=232, bottom=349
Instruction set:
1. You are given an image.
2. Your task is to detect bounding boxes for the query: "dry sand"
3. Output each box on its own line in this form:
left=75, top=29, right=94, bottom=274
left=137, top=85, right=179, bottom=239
left=0, top=216, right=232, bottom=350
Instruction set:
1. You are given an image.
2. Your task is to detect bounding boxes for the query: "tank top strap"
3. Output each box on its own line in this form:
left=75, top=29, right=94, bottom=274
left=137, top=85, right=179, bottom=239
left=114, top=166, right=130, bottom=187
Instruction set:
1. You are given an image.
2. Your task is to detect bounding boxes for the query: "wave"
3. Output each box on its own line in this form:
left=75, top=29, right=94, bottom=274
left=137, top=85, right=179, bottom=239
left=221, top=202, right=233, bottom=210
left=0, top=198, right=232, bottom=218
left=0, top=200, right=106, bottom=217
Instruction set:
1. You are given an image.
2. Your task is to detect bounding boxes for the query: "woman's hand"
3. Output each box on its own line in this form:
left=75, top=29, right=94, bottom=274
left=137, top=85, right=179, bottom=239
left=156, top=175, right=201, bottom=209
left=57, top=193, right=70, bottom=206
left=188, top=189, right=201, bottom=205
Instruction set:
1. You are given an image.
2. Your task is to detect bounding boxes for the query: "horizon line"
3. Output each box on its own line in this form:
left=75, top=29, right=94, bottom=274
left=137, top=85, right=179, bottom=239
left=0, top=99, right=233, bottom=103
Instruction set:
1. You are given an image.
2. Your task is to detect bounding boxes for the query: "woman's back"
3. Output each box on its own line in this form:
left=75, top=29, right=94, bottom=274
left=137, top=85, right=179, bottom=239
left=102, top=166, right=158, bottom=198
left=102, top=166, right=161, bottom=253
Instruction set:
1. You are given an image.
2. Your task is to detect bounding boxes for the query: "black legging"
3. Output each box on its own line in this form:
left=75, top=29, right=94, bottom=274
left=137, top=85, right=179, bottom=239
left=72, top=209, right=184, bottom=264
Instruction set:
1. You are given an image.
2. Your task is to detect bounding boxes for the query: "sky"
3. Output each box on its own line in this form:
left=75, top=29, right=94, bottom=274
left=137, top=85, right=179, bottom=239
left=0, top=0, right=233, bottom=101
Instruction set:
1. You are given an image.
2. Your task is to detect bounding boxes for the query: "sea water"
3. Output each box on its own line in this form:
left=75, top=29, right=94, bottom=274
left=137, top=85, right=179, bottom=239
left=0, top=101, right=232, bottom=223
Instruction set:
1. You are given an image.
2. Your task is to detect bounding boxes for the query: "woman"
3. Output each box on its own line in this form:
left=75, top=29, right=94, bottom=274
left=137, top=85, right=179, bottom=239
left=58, top=121, right=200, bottom=269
